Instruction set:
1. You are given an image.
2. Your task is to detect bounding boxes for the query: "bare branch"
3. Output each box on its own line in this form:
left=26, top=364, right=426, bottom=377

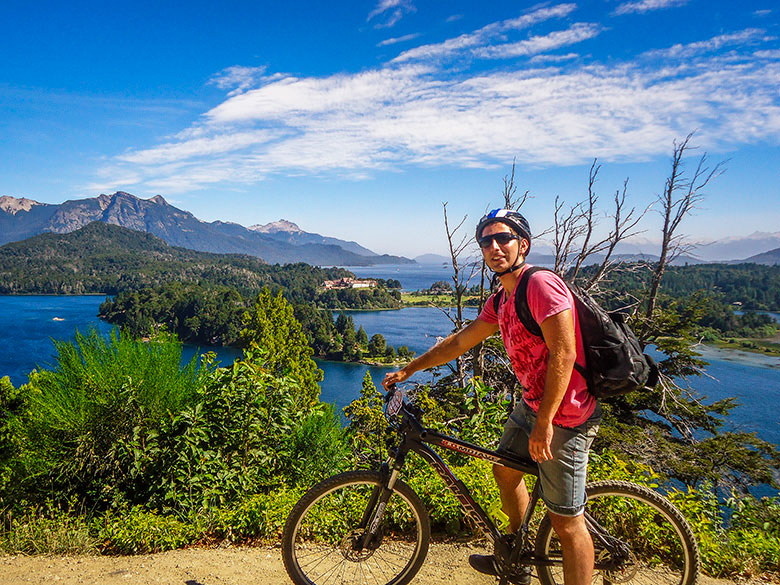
left=646, top=133, right=727, bottom=318
left=502, top=159, right=530, bottom=209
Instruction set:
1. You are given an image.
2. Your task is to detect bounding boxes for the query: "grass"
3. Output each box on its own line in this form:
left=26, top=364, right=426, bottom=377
left=712, top=337, right=780, bottom=356
left=401, top=292, right=481, bottom=307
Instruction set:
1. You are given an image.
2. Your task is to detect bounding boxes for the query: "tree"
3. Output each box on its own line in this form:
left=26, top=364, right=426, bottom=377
left=356, top=326, right=368, bottom=347
left=368, top=333, right=387, bottom=357
left=645, top=133, right=725, bottom=319
left=429, top=280, right=452, bottom=293
left=240, top=288, right=323, bottom=408
left=342, top=326, right=359, bottom=361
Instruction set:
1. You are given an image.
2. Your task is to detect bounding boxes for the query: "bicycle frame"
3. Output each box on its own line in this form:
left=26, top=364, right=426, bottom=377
left=383, top=400, right=546, bottom=562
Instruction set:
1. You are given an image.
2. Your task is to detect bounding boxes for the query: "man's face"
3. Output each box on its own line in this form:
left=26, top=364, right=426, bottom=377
left=480, top=222, right=528, bottom=272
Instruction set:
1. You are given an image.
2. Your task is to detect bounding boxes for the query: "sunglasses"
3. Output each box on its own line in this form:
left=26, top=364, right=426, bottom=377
left=478, top=232, right=519, bottom=249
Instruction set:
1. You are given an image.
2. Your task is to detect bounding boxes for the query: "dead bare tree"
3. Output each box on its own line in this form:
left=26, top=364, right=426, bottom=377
left=645, top=134, right=726, bottom=319
left=584, top=180, right=648, bottom=291
left=549, top=160, right=648, bottom=293
left=441, top=202, right=480, bottom=387
left=552, top=196, right=588, bottom=273
left=502, top=159, right=530, bottom=210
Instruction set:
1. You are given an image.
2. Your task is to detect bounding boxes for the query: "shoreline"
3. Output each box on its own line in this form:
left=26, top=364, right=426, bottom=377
left=697, top=343, right=780, bottom=369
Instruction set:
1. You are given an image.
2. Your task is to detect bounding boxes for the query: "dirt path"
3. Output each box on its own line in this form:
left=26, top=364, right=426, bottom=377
left=0, top=543, right=765, bottom=585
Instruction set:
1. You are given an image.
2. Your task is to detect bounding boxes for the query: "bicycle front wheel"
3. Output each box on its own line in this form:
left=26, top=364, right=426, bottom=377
left=282, top=470, right=430, bottom=585
left=535, top=480, right=700, bottom=585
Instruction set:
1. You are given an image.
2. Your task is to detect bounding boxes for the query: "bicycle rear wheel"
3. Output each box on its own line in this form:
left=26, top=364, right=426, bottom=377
left=535, top=480, right=700, bottom=585
left=282, top=470, right=430, bottom=585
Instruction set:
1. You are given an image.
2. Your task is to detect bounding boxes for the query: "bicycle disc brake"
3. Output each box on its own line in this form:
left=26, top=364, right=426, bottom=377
left=339, top=528, right=383, bottom=561
left=596, top=547, right=639, bottom=583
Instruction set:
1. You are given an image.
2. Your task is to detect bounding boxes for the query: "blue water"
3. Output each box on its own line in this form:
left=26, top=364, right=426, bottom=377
left=1, top=296, right=778, bottom=449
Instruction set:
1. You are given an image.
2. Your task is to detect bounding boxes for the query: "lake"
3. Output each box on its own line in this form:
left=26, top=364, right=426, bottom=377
left=1, top=295, right=777, bottom=450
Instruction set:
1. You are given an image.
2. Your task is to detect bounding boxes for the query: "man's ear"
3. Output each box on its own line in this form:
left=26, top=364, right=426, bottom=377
left=519, top=238, right=530, bottom=255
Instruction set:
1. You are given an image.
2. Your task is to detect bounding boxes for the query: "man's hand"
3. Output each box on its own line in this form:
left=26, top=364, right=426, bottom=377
left=528, top=422, right=554, bottom=462
left=383, top=369, right=411, bottom=391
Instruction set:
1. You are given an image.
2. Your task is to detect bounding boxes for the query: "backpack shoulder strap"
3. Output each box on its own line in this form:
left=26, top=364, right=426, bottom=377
left=514, top=266, right=552, bottom=338
left=516, top=267, right=589, bottom=379
left=491, top=286, right=505, bottom=314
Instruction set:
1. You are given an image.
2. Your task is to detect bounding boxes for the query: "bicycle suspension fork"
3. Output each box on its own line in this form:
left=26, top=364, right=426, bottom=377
left=356, top=445, right=409, bottom=549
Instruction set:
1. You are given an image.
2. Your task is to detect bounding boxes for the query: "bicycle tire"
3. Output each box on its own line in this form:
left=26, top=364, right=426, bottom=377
left=282, top=470, right=431, bottom=585
left=535, top=480, right=700, bottom=585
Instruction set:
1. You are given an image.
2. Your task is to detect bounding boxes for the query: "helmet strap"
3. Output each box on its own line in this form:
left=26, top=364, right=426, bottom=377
left=489, top=243, right=526, bottom=278
left=494, top=259, right=525, bottom=277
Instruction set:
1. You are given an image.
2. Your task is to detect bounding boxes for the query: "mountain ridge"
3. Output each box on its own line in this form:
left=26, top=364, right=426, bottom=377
left=0, top=192, right=413, bottom=266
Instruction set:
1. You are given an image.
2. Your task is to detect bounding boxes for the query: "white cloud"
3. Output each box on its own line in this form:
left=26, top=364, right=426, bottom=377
left=474, top=23, right=600, bottom=59
left=209, top=66, right=269, bottom=96
left=393, top=4, right=577, bottom=63
left=117, top=130, right=281, bottom=165
left=530, top=52, right=580, bottom=64
left=378, top=33, right=421, bottom=47
left=613, top=0, right=688, bottom=16
left=367, top=0, right=416, bottom=28
left=100, top=13, right=780, bottom=194
left=643, top=29, right=770, bottom=59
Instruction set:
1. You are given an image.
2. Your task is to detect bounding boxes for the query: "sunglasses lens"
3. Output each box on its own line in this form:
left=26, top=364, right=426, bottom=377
left=479, top=233, right=516, bottom=248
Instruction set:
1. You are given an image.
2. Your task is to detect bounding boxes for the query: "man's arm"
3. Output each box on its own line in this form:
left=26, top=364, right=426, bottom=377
left=527, top=308, right=578, bottom=462
left=382, top=318, right=499, bottom=390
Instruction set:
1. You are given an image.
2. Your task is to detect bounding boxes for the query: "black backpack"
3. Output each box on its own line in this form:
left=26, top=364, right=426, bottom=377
left=493, top=267, right=658, bottom=399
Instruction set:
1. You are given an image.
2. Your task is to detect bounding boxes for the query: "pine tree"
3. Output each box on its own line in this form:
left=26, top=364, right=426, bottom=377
left=240, top=288, right=323, bottom=408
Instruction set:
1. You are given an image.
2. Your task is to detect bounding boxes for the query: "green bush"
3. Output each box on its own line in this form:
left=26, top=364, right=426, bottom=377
left=282, top=403, right=349, bottom=486
left=5, top=329, right=205, bottom=509
left=123, top=349, right=316, bottom=514
left=97, top=506, right=199, bottom=554
left=0, top=500, right=96, bottom=554
left=213, top=487, right=303, bottom=541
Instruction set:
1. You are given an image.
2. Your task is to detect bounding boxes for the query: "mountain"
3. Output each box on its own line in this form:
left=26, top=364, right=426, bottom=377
left=740, top=247, right=780, bottom=265
left=0, top=221, right=273, bottom=294
left=696, top=232, right=780, bottom=261
left=249, top=220, right=378, bottom=257
left=414, top=253, right=450, bottom=264
left=0, top=192, right=413, bottom=266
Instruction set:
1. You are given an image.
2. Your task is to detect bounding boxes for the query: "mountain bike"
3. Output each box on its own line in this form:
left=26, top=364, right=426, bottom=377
left=281, top=385, right=700, bottom=585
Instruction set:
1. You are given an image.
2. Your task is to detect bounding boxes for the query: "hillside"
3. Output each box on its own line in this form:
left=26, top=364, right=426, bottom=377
left=0, top=222, right=344, bottom=295
left=0, top=192, right=413, bottom=266
left=741, top=247, right=780, bottom=265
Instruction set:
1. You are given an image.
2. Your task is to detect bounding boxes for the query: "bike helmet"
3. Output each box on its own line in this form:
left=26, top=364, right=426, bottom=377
left=475, top=209, right=532, bottom=252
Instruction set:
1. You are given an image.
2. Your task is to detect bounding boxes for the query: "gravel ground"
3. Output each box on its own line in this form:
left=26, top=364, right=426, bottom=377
left=0, top=542, right=771, bottom=585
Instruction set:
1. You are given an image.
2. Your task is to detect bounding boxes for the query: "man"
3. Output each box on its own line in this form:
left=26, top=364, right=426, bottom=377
left=382, top=209, right=601, bottom=585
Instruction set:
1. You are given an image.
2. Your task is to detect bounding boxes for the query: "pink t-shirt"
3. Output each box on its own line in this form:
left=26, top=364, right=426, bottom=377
left=478, top=266, right=596, bottom=427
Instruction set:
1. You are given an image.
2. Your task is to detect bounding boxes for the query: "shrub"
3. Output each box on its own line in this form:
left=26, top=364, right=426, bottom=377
left=0, top=500, right=96, bottom=554
left=6, top=329, right=205, bottom=509
left=97, top=506, right=198, bottom=554
left=282, top=403, right=349, bottom=486
left=124, top=349, right=315, bottom=514
left=213, top=487, right=303, bottom=541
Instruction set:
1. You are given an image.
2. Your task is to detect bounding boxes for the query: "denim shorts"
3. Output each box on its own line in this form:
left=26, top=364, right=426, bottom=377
left=498, top=400, right=601, bottom=517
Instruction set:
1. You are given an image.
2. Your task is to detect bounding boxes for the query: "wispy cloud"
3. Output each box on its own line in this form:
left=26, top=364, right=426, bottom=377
left=642, top=29, right=770, bottom=59
left=378, top=33, right=421, bottom=47
left=393, top=4, right=577, bottom=63
left=100, top=19, right=780, bottom=194
left=209, top=66, right=269, bottom=96
left=367, top=0, right=416, bottom=28
left=474, top=23, right=600, bottom=59
left=530, top=52, right=580, bottom=64
left=613, top=0, right=688, bottom=16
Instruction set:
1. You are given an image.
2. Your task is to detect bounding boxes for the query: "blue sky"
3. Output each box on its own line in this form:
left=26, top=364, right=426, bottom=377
left=1, top=0, right=779, bottom=258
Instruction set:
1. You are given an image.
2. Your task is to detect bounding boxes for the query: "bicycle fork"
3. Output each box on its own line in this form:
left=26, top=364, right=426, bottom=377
left=355, top=458, right=405, bottom=551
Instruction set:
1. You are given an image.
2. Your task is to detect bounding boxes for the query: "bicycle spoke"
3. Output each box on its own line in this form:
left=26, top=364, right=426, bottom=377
left=283, top=472, right=429, bottom=585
